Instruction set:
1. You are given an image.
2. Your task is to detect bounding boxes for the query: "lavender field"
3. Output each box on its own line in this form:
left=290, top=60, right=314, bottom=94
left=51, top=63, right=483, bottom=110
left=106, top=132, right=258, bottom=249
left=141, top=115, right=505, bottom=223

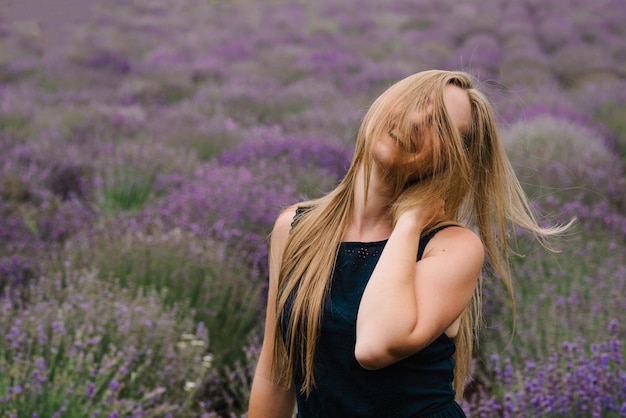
left=1, top=0, right=625, bottom=416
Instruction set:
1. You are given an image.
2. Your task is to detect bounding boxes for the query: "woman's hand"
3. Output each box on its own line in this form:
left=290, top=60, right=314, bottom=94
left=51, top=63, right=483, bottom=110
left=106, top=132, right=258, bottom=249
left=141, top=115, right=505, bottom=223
left=391, top=182, right=446, bottom=230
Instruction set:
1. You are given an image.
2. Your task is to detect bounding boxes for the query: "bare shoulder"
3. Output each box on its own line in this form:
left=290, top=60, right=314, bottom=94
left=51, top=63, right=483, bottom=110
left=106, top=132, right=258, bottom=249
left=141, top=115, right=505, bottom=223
left=271, top=204, right=299, bottom=243
left=424, top=225, right=484, bottom=261
left=267, top=205, right=299, bottom=290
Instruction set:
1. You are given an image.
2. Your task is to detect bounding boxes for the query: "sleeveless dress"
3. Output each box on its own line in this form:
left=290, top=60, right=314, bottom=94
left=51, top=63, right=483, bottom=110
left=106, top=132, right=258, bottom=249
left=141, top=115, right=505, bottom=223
left=284, top=212, right=467, bottom=418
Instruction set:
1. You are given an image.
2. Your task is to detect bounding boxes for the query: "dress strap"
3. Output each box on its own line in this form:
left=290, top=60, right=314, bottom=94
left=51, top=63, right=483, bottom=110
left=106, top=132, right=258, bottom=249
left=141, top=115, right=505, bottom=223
left=417, top=224, right=454, bottom=260
left=290, top=206, right=310, bottom=231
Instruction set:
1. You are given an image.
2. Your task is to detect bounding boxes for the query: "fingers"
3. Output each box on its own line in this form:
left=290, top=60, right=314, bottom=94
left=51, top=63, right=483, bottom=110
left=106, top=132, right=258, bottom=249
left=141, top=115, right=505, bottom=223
left=391, top=184, right=446, bottom=229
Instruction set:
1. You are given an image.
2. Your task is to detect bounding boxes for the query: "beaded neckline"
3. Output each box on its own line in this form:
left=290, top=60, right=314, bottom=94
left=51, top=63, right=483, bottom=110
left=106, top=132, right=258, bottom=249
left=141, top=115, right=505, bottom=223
left=340, top=239, right=388, bottom=247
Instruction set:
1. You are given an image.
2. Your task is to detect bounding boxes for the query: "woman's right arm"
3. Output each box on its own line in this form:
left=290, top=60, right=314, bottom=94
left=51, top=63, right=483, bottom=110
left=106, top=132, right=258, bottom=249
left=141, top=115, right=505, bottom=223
left=248, top=207, right=297, bottom=418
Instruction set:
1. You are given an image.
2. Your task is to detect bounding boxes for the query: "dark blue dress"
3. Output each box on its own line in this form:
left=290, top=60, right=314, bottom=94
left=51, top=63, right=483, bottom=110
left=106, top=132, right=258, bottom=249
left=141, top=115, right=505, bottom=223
left=285, top=223, right=467, bottom=418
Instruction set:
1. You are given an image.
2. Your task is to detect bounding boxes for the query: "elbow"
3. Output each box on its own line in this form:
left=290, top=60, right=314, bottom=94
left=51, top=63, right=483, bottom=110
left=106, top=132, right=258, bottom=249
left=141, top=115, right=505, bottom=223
left=354, top=341, right=393, bottom=370
left=355, top=329, right=430, bottom=370
left=354, top=348, right=385, bottom=370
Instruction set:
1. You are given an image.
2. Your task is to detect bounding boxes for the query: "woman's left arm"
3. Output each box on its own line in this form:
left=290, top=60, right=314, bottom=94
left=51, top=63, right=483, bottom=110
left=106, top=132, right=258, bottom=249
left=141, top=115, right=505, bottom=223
left=355, top=216, right=484, bottom=370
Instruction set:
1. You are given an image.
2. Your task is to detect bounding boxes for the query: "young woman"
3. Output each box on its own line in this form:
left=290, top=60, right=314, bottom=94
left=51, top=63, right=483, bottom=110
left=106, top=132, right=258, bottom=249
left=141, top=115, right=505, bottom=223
left=248, top=70, right=567, bottom=417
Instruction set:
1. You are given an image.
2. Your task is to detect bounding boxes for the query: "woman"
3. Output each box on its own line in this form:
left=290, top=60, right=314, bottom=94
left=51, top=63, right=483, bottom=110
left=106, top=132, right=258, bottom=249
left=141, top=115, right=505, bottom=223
left=248, top=70, right=567, bottom=417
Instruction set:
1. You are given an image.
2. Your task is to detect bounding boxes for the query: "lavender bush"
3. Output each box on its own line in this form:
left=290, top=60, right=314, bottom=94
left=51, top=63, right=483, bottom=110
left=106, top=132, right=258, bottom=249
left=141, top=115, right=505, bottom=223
left=502, top=116, right=624, bottom=207
left=147, top=136, right=350, bottom=279
left=463, top=321, right=626, bottom=417
left=0, top=268, right=209, bottom=417
left=64, top=222, right=262, bottom=371
left=1, top=0, right=625, bottom=415
left=0, top=255, right=36, bottom=306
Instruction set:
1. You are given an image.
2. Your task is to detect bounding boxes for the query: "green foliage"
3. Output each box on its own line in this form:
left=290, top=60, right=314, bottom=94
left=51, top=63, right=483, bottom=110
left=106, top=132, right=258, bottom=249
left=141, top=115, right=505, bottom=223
left=0, top=173, right=34, bottom=203
left=502, top=116, right=623, bottom=205
left=0, top=114, right=31, bottom=139
left=121, top=77, right=196, bottom=105
left=186, top=133, right=241, bottom=162
left=36, top=71, right=59, bottom=93
left=477, top=223, right=626, bottom=374
left=96, top=166, right=157, bottom=213
left=0, top=269, right=207, bottom=417
left=223, top=95, right=311, bottom=125
left=72, top=227, right=262, bottom=369
left=596, top=101, right=626, bottom=161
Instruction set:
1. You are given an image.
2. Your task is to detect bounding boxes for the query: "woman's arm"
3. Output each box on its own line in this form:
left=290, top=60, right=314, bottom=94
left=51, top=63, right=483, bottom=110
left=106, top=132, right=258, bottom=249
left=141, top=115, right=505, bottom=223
left=355, top=208, right=483, bottom=370
left=248, top=208, right=297, bottom=418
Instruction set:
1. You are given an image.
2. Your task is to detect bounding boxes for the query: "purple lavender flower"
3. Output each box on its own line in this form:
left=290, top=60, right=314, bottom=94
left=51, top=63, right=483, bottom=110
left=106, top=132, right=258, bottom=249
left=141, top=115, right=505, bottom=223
left=84, top=52, right=131, bottom=74
left=468, top=326, right=626, bottom=416
left=109, top=380, right=120, bottom=392
left=86, top=382, right=96, bottom=399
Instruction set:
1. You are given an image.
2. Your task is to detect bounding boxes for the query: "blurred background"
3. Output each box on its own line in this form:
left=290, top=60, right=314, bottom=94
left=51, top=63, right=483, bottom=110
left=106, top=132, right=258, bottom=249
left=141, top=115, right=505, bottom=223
left=1, top=0, right=625, bottom=416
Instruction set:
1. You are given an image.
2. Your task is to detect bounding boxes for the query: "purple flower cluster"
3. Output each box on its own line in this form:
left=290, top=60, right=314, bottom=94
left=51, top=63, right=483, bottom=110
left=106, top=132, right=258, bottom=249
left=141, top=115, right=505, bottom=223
left=0, top=269, right=208, bottom=416
left=145, top=136, right=350, bottom=278
left=463, top=320, right=626, bottom=417
left=217, top=135, right=352, bottom=181
left=0, top=255, right=35, bottom=305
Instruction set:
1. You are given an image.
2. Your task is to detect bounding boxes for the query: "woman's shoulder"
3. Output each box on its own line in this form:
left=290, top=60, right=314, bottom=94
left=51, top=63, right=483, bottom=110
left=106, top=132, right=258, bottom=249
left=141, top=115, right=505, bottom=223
left=277, top=202, right=319, bottom=234
left=268, top=206, right=301, bottom=267
left=273, top=205, right=300, bottom=237
left=423, top=224, right=484, bottom=259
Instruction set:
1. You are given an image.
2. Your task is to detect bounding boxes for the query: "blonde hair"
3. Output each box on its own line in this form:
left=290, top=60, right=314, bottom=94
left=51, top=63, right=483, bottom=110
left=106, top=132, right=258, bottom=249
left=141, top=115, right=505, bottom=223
left=272, top=70, right=567, bottom=398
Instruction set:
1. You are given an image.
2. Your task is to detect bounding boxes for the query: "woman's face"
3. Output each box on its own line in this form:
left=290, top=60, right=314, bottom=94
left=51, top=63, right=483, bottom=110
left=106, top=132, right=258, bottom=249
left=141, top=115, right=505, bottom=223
left=373, top=85, right=471, bottom=182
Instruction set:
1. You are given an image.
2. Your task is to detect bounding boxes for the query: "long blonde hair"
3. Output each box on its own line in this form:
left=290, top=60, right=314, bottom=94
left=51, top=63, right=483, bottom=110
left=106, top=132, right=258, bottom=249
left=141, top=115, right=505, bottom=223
left=272, top=70, right=566, bottom=398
